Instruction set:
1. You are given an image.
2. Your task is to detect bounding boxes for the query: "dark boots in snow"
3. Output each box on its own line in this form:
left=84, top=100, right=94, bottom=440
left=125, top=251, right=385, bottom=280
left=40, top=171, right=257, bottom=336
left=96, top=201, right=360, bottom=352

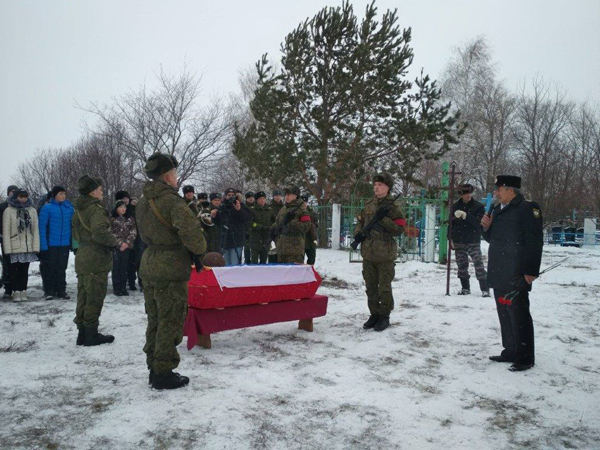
left=374, top=316, right=390, bottom=332
left=458, top=278, right=470, bottom=295
left=151, top=371, right=190, bottom=390
left=83, top=326, right=115, bottom=346
left=363, top=315, right=379, bottom=329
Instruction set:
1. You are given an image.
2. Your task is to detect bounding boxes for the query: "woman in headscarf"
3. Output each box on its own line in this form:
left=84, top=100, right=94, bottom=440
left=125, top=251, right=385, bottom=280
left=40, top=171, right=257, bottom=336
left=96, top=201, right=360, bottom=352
left=1, top=189, right=40, bottom=301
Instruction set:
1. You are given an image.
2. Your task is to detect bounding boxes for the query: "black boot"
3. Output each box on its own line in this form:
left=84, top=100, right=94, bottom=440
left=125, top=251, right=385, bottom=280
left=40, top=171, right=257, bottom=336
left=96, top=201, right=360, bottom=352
left=151, top=371, right=190, bottom=390
left=76, top=325, right=85, bottom=346
left=458, top=278, right=470, bottom=295
left=57, top=292, right=71, bottom=300
left=83, top=326, right=115, bottom=346
left=363, top=315, right=379, bottom=329
left=479, top=279, right=490, bottom=297
left=129, top=284, right=137, bottom=292
left=374, top=316, right=390, bottom=332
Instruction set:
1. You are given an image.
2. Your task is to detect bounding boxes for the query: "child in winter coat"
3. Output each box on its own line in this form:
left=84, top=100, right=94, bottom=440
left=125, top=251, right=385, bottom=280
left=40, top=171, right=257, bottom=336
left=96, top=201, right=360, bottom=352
left=110, top=200, right=137, bottom=296
left=1, top=189, right=40, bottom=301
left=39, top=185, right=74, bottom=300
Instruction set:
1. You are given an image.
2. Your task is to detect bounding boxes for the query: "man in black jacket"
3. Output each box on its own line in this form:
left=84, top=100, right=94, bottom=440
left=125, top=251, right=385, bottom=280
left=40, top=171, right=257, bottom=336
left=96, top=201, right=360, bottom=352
left=451, top=184, right=489, bottom=297
left=481, top=175, right=543, bottom=372
left=1, top=185, right=19, bottom=298
left=217, top=188, right=251, bottom=265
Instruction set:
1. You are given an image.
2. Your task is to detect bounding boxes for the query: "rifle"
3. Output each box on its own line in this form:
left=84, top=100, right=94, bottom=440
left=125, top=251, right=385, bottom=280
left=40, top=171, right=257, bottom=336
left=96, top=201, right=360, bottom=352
left=270, top=205, right=301, bottom=242
left=350, top=192, right=403, bottom=250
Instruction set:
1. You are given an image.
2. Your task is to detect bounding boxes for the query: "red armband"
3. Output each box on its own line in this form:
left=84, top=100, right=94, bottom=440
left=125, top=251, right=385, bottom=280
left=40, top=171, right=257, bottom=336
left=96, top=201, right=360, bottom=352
left=299, top=215, right=312, bottom=223
left=394, top=218, right=407, bottom=227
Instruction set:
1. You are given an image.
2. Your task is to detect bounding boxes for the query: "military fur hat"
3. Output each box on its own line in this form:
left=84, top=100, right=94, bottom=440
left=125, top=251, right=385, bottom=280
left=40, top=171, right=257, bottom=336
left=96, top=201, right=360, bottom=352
left=272, top=189, right=283, bottom=197
left=245, top=191, right=254, bottom=199
left=373, top=173, right=393, bottom=190
left=182, top=185, right=195, bottom=194
left=224, top=188, right=236, bottom=196
left=115, top=190, right=130, bottom=201
left=494, top=175, right=521, bottom=189
left=457, top=183, right=474, bottom=194
left=202, top=252, right=226, bottom=267
left=144, top=153, right=178, bottom=178
left=254, top=191, right=266, bottom=200
left=197, top=192, right=208, bottom=200
left=78, top=175, right=103, bottom=195
left=284, top=185, right=301, bottom=197
left=209, top=192, right=222, bottom=201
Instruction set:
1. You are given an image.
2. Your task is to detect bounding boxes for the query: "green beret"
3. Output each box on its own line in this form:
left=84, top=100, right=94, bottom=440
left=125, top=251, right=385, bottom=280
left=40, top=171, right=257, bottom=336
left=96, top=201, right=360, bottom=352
left=78, top=175, right=103, bottom=195
left=145, top=153, right=179, bottom=178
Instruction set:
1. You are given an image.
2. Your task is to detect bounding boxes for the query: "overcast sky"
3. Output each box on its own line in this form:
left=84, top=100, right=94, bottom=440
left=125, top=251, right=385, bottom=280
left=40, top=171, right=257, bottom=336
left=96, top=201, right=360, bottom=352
left=1, top=0, right=599, bottom=191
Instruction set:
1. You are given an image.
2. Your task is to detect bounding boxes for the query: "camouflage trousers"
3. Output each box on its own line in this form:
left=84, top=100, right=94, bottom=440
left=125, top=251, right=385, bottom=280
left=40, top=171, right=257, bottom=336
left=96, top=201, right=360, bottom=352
left=279, top=254, right=304, bottom=264
left=454, top=242, right=486, bottom=280
left=362, top=259, right=395, bottom=317
left=143, top=280, right=189, bottom=375
left=74, top=272, right=109, bottom=328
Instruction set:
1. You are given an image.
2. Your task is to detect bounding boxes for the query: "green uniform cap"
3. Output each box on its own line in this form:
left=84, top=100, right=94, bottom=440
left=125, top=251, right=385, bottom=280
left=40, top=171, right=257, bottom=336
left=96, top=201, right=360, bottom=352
left=145, top=153, right=179, bottom=178
left=78, top=175, right=103, bottom=195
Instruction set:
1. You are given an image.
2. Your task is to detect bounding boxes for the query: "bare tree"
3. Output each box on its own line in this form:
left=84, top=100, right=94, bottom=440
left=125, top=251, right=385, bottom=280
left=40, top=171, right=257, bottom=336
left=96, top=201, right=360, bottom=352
left=512, top=78, right=575, bottom=221
left=440, top=37, right=515, bottom=191
left=83, top=67, right=231, bottom=188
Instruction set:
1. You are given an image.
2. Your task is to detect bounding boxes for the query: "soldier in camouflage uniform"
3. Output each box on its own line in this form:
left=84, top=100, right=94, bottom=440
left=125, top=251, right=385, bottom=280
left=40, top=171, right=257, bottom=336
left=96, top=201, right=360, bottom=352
left=272, top=186, right=312, bottom=264
left=182, top=185, right=200, bottom=219
left=301, top=194, right=318, bottom=265
left=137, top=153, right=207, bottom=390
left=354, top=173, right=406, bottom=332
left=72, top=175, right=119, bottom=346
left=249, top=191, right=276, bottom=264
left=268, top=189, right=284, bottom=263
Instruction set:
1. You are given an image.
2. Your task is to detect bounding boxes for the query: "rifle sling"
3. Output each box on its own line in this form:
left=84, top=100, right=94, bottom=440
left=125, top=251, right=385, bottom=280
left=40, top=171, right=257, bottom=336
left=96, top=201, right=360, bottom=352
left=149, top=199, right=177, bottom=232
left=76, top=210, right=92, bottom=233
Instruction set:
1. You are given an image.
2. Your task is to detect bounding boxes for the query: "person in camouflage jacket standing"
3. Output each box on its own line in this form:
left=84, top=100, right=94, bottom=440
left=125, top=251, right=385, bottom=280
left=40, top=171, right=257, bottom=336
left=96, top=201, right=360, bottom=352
left=268, top=189, right=284, bottom=263
left=354, top=173, right=406, bottom=332
left=72, top=175, right=119, bottom=346
left=249, top=191, right=276, bottom=264
left=272, top=186, right=312, bottom=264
left=137, top=153, right=207, bottom=390
left=301, top=194, right=318, bottom=265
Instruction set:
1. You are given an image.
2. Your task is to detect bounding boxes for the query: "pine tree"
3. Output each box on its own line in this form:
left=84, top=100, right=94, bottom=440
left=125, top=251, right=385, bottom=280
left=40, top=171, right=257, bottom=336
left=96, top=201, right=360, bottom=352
left=233, top=1, right=462, bottom=204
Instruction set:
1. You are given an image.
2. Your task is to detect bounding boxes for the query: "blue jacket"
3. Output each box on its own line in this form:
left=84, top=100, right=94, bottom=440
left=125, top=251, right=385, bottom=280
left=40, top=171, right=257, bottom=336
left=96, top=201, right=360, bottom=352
left=39, top=199, right=75, bottom=251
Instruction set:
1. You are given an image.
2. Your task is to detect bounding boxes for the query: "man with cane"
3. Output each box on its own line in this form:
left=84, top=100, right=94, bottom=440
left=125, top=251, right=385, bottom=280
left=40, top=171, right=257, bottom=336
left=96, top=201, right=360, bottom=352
left=481, top=175, right=543, bottom=372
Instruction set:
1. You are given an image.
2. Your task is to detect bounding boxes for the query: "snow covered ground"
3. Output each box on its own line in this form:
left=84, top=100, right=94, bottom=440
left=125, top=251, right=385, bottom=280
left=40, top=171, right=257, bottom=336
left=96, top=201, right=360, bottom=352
left=1, top=244, right=599, bottom=449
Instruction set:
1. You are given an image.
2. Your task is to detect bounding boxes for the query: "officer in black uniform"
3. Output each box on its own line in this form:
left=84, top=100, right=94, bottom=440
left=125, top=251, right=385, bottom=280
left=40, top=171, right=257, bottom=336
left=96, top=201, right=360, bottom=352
left=481, top=175, right=543, bottom=372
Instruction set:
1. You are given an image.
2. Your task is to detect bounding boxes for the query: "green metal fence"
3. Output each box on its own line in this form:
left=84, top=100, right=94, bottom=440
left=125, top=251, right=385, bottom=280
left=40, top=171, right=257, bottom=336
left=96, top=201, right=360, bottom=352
left=312, top=195, right=446, bottom=264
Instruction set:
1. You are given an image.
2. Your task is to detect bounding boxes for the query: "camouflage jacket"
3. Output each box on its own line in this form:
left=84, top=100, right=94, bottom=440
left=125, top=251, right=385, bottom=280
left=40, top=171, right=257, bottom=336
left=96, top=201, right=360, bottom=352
left=72, top=196, right=118, bottom=274
left=110, top=215, right=137, bottom=248
left=249, top=204, right=276, bottom=250
left=270, top=200, right=284, bottom=219
left=273, top=199, right=312, bottom=257
left=354, top=195, right=405, bottom=262
left=137, top=181, right=207, bottom=282
left=188, top=201, right=201, bottom=220
left=304, top=207, right=319, bottom=250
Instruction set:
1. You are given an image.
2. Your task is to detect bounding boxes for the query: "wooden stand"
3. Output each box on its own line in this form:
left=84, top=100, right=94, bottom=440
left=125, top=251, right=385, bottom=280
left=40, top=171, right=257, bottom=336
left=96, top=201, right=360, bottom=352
left=298, top=318, right=314, bottom=332
left=197, top=334, right=212, bottom=349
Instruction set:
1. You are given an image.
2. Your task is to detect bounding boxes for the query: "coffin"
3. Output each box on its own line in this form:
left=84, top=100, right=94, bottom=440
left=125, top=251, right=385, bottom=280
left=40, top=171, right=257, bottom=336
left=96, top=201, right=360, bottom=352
left=188, top=264, right=322, bottom=309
